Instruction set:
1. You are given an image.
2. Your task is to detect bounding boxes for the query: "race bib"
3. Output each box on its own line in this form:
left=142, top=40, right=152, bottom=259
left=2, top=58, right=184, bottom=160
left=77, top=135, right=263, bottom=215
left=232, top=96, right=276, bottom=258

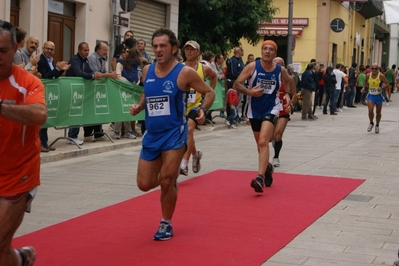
left=187, top=90, right=197, bottom=103
left=257, top=78, right=276, bottom=95
left=146, top=95, right=171, bottom=116
left=369, top=87, right=380, bottom=95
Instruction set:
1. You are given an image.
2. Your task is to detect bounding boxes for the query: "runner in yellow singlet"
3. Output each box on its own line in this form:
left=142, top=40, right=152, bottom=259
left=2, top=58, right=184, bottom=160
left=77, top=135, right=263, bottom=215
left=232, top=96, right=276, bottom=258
left=361, top=63, right=389, bottom=133
left=180, top=40, right=217, bottom=175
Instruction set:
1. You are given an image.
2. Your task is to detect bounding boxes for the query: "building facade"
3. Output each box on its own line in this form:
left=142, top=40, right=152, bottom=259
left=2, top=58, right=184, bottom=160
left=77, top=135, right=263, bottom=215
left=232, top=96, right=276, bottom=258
left=241, top=0, right=387, bottom=73
left=1, top=0, right=179, bottom=68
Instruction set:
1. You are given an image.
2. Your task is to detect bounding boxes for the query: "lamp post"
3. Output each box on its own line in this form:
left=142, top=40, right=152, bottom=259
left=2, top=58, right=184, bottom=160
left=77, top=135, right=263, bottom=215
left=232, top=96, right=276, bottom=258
left=287, top=0, right=294, bottom=65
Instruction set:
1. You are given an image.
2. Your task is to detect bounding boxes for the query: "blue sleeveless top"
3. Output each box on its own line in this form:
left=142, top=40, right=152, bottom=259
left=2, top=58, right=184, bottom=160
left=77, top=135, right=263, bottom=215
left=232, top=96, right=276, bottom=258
left=246, top=61, right=282, bottom=119
left=144, top=62, right=188, bottom=132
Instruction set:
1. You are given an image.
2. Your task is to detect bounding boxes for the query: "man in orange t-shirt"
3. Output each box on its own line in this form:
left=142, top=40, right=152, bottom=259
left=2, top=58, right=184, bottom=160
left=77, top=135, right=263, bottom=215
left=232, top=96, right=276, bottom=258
left=0, top=20, right=47, bottom=266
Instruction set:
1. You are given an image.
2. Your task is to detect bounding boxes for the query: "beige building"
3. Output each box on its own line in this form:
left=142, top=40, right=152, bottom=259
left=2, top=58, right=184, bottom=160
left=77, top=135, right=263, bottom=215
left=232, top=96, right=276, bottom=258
left=241, top=0, right=386, bottom=73
left=1, top=0, right=179, bottom=67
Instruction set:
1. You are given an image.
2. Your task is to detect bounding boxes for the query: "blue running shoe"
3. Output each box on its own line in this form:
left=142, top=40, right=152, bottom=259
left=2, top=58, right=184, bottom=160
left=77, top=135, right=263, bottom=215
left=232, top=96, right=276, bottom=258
left=153, top=221, right=173, bottom=241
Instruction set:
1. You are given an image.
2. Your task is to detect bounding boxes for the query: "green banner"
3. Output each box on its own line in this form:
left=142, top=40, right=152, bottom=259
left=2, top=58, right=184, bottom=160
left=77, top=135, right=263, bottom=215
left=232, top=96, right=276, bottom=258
left=209, top=80, right=225, bottom=111
left=42, top=77, right=144, bottom=128
left=42, top=78, right=226, bottom=128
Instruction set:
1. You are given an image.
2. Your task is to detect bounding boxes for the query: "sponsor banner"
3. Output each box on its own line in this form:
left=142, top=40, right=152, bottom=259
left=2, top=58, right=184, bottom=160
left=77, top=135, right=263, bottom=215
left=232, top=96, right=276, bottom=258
left=42, top=78, right=225, bottom=128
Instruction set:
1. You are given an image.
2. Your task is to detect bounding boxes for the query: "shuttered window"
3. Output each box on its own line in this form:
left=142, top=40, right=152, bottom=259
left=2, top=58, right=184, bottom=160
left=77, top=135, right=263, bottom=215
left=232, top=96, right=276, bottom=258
left=130, top=0, right=166, bottom=60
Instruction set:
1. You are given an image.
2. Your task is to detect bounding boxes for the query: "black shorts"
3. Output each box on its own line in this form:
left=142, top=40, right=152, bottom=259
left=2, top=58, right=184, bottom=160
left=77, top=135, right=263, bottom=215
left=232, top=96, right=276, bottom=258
left=187, top=109, right=199, bottom=124
left=249, top=114, right=278, bottom=132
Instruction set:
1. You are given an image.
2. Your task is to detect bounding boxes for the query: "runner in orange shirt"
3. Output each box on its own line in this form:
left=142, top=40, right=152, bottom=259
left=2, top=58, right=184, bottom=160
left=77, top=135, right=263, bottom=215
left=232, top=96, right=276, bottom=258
left=0, top=20, right=47, bottom=266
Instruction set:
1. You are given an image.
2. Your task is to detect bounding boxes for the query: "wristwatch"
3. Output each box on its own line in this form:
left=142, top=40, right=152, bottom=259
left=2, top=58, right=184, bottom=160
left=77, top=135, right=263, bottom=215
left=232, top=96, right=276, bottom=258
left=201, top=107, right=209, bottom=116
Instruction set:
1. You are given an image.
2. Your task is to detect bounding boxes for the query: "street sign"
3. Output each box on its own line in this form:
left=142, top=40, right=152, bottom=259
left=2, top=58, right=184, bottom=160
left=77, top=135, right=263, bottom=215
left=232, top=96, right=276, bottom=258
left=113, top=15, right=129, bottom=27
left=120, top=0, right=137, bottom=12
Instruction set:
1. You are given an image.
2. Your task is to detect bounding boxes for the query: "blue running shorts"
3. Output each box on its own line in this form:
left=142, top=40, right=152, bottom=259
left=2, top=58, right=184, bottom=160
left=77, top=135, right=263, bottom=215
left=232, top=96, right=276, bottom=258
left=367, top=94, right=383, bottom=105
left=140, top=124, right=188, bottom=161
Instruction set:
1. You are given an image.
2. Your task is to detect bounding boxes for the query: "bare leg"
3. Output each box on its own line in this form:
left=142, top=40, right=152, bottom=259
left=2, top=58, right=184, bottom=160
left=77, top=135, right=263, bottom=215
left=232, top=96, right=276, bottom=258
left=367, top=101, right=375, bottom=123
left=375, top=104, right=382, bottom=125
left=0, top=194, right=29, bottom=265
left=159, top=146, right=186, bottom=219
left=182, top=119, right=197, bottom=161
left=253, top=121, right=275, bottom=176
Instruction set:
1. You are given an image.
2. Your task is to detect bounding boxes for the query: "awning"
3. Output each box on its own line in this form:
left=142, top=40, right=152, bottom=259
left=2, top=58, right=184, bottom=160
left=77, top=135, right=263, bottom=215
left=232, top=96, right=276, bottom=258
left=257, top=26, right=303, bottom=37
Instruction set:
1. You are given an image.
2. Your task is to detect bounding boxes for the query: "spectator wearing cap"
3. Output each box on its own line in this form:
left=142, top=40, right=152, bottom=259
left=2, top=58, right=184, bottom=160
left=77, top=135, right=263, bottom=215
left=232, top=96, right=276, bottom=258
left=314, top=62, right=325, bottom=114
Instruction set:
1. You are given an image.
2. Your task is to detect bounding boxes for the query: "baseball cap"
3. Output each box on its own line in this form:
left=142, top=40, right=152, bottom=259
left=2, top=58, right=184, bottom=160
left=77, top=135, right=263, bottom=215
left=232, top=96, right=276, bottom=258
left=183, top=40, right=200, bottom=50
left=320, top=62, right=324, bottom=66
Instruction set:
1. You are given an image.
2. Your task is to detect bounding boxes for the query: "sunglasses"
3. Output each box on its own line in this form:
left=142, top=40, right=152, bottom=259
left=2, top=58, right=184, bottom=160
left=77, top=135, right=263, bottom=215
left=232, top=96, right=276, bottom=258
left=371, top=68, right=378, bottom=70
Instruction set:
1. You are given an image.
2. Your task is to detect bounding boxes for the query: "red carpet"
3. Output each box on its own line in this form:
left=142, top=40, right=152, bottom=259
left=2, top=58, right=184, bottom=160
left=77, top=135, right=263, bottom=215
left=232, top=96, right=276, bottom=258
left=13, top=170, right=364, bottom=265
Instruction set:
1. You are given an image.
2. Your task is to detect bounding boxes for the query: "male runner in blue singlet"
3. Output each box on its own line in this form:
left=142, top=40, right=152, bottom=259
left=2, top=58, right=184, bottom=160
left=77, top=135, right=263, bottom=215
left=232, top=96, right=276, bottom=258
left=234, top=40, right=292, bottom=193
left=130, top=28, right=215, bottom=240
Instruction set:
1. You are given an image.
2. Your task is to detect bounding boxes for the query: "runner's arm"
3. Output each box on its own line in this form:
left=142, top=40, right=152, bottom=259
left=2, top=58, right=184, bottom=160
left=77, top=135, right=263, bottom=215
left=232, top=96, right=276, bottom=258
left=0, top=102, right=47, bottom=125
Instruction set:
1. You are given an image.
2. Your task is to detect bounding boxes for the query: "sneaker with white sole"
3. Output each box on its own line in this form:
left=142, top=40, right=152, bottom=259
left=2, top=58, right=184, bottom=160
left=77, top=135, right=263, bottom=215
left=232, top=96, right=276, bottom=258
left=66, top=138, right=83, bottom=145
left=125, top=132, right=137, bottom=139
left=192, top=150, right=203, bottom=173
left=153, top=221, right=173, bottom=241
left=375, top=125, right=380, bottom=134
left=230, top=124, right=237, bottom=129
left=180, top=165, right=188, bottom=176
left=367, top=123, right=374, bottom=132
left=272, top=158, right=280, bottom=167
left=250, top=174, right=264, bottom=193
left=17, top=246, right=36, bottom=266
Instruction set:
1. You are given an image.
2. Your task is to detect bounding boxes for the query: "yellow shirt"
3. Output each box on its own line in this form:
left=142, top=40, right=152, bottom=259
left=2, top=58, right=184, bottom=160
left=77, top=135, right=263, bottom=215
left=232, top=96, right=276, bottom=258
left=186, top=63, right=204, bottom=113
left=368, top=73, right=381, bottom=95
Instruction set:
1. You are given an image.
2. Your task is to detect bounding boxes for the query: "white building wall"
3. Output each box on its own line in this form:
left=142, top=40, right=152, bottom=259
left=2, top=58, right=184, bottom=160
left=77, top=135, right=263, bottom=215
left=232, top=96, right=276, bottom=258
left=0, top=0, right=179, bottom=61
left=389, top=24, right=399, bottom=67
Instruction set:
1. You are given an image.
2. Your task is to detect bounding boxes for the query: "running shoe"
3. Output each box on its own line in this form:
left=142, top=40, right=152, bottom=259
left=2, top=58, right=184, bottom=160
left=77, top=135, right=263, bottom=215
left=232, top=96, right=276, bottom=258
left=125, top=132, right=137, bottom=139
left=192, top=150, right=203, bottom=173
left=153, top=221, right=173, bottom=241
left=180, top=165, right=188, bottom=176
left=367, top=123, right=374, bottom=132
left=250, top=174, right=264, bottom=193
left=265, top=163, right=274, bottom=187
left=66, top=138, right=83, bottom=145
left=375, top=125, right=380, bottom=134
left=18, top=246, right=36, bottom=266
left=272, top=158, right=280, bottom=167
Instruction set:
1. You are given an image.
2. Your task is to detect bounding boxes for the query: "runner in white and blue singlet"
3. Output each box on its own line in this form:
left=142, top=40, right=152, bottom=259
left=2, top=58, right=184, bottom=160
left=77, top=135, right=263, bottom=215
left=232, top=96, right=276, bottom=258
left=130, top=28, right=215, bottom=241
left=246, top=60, right=282, bottom=120
left=234, top=40, right=293, bottom=194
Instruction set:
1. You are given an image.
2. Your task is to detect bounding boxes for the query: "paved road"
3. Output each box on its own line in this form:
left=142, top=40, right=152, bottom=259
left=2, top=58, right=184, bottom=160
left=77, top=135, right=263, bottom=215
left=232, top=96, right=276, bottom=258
left=16, top=94, right=399, bottom=265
